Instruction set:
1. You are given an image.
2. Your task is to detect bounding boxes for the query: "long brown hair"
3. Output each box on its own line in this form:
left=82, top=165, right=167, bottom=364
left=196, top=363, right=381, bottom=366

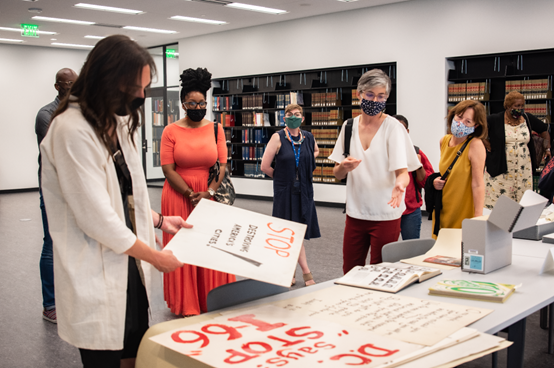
left=52, top=35, right=156, bottom=150
left=446, top=100, right=488, bottom=140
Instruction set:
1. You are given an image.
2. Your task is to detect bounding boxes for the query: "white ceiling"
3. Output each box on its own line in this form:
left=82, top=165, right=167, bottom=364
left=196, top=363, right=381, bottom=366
left=0, top=0, right=410, bottom=49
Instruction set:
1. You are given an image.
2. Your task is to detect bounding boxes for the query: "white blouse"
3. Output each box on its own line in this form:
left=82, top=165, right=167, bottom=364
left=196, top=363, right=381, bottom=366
left=329, top=115, right=421, bottom=221
left=40, top=103, right=163, bottom=350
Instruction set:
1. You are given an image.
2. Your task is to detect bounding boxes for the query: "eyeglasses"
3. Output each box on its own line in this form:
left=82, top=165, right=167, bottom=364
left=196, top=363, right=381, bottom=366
left=56, top=80, right=74, bottom=87
left=183, top=101, right=207, bottom=109
left=362, top=91, right=387, bottom=102
left=285, top=112, right=302, bottom=117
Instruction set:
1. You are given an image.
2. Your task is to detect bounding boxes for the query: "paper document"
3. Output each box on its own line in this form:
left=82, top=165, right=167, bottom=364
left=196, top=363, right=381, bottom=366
left=164, top=199, right=306, bottom=287
left=401, top=229, right=462, bottom=269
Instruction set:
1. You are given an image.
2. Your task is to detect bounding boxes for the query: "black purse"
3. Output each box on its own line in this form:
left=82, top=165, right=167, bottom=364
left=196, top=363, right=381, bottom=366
left=208, top=123, right=236, bottom=205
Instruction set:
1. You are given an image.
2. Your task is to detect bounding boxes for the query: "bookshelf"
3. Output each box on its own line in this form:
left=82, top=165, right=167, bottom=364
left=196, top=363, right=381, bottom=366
left=447, top=48, right=554, bottom=125
left=148, top=90, right=180, bottom=168
left=211, top=63, right=397, bottom=183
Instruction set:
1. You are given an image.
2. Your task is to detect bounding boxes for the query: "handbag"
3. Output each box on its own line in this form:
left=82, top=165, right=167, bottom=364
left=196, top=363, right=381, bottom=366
left=424, top=137, right=472, bottom=236
left=208, top=123, right=236, bottom=205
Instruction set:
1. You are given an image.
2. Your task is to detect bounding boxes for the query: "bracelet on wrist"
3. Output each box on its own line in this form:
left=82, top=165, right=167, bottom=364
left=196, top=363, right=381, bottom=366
left=156, top=213, right=164, bottom=229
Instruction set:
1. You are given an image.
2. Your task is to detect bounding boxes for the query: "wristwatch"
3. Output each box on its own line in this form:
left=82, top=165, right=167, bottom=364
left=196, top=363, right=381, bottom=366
left=207, top=188, right=215, bottom=197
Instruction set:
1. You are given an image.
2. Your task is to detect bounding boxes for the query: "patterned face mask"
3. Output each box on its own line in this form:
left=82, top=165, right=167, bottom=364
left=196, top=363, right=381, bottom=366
left=511, top=109, right=524, bottom=119
left=451, top=118, right=475, bottom=138
left=361, top=98, right=386, bottom=116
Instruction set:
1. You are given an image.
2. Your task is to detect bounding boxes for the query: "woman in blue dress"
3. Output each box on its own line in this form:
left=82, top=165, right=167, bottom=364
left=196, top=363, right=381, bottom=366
left=261, top=104, right=321, bottom=286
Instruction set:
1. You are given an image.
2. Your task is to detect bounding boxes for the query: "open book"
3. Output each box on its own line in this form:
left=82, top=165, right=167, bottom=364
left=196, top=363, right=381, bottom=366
left=335, top=262, right=441, bottom=293
left=429, top=280, right=517, bottom=303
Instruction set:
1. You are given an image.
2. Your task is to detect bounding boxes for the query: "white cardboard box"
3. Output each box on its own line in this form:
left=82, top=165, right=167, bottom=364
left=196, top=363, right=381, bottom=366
left=461, top=190, right=547, bottom=274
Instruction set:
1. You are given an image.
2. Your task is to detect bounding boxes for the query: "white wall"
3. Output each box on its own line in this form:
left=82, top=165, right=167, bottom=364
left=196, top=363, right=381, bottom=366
left=178, top=0, right=554, bottom=202
left=0, top=44, right=88, bottom=191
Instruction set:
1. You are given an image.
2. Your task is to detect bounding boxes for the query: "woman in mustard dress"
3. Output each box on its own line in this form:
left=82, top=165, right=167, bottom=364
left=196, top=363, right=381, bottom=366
left=432, top=100, right=487, bottom=236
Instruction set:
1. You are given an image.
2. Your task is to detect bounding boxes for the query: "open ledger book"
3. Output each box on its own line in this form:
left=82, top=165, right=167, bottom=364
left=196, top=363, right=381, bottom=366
left=335, top=263, right=441, bottom=293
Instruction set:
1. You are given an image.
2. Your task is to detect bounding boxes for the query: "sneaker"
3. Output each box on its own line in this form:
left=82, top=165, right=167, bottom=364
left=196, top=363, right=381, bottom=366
left=42, top=308, right=57, bottom=324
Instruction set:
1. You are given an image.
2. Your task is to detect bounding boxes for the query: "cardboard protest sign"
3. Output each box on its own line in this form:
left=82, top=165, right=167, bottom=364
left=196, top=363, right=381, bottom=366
left=150, top=305, right=422, bottom=368
left=165, top=199, right=307, bottom=287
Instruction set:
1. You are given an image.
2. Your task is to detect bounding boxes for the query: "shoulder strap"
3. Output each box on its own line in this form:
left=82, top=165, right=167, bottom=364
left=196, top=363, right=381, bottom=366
left=343, top=118, right=354, bottom=157
left=213, top=122, right=218, bottom=144
left=441, top=137, right=472, bottom=180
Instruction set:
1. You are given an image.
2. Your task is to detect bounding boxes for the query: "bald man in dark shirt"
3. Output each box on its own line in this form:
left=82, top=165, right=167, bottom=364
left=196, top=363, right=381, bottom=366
left=35, top=68, right=78, bottom=323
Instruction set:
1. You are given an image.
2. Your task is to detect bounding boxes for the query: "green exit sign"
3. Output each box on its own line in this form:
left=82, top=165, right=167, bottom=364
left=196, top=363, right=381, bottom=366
left=21, top=24, right=39, bottom=38
left=166, top=49, right=177, bottom=58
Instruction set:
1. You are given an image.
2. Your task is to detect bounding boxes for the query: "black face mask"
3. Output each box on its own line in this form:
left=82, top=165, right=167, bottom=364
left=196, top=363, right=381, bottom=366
left=187, top=108, right=206, bottom=122
left=115, top=96, right=145, bottom=117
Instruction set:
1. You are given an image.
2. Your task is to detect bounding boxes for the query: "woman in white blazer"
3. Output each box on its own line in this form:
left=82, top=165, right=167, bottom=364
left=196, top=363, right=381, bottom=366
left=40, top=35, right=189, bottom=368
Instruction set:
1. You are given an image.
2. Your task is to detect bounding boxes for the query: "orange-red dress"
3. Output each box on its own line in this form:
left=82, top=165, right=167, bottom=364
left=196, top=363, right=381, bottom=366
left=160, top=122, right=235, bottom=315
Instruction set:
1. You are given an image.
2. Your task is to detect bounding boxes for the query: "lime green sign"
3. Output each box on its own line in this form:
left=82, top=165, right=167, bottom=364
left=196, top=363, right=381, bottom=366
left=166, top=49, right=177, bottom=58
left=21, top=24, right=39, bottom=38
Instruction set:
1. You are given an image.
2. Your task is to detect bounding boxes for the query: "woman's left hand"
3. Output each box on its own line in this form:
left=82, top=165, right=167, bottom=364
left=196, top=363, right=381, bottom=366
left=189, top=191, right=212, bottom=207
left=387, top=183, right=406, bottom=208
left=162, top=216, right=193, bottom=235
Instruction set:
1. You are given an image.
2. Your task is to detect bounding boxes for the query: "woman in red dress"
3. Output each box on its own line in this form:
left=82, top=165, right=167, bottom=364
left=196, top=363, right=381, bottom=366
left=160, top=68, right=235, bottom=315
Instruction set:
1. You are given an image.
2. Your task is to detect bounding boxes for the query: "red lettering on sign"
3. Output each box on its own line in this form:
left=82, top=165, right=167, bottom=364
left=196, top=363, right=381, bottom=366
left=267, top=335, right=305, bottom=347
left=276, top=349, right=304, bottom=360
left=171, top=330, right=209, bottom=348
left=264, top=247, right=290, bottom=257
left=228, top=314, right=286, bottom=332
left=298, top=346, right=318, bottom=354
left=286, top=327, right=324, bottom=339
left=357, top=344, right=399, bottom=357
left=242, top=341, right=273, bottom=354
left=201, top=324, right=243, bottom=340
left=314, top=342, right=336, bottom=349
left=267, top=223, right=296, bottom=236
left=266, top=357, right=289, bottom=366
left=266, top=238, right=292, bottom=250
left=223, top=349, right=259, bottom=364
left=329, top=354, right=372, bottom=365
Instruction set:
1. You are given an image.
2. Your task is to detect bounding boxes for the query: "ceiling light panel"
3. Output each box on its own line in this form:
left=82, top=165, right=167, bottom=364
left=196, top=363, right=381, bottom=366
left=32, top=16, right=95, bottom=25
left=0, top=26, right=57, bottom=35
left=84, top=35, right=106, bottom=39
left=74, top=3, right=144, bottom=15
left=123, top=26, right=177, bottom=34
left=52, top=42, right=95, bottom=48
left=225, top=2, right=287, bottom=15
left=170, top=16, right=227, bottom=25
left=0, top=38, right=24, bottom=43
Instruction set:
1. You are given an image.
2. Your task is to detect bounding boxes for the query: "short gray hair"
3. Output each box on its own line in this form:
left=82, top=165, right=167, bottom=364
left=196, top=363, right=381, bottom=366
left=357, top=69, right=391, bottom=95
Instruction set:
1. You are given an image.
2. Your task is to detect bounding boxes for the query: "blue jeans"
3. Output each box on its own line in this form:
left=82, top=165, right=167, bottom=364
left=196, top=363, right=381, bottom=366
left=400, top=207, right=422, bottom=240
left=39, top=190, right=55, bottom=309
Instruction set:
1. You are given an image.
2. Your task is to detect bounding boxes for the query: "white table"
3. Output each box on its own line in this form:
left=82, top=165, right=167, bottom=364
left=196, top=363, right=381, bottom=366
left=136, top=238, right=554, bottom=368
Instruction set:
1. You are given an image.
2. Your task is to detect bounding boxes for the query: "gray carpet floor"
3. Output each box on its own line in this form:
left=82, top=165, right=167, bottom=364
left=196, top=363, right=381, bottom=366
left=0, top=189, right=552, bottom=367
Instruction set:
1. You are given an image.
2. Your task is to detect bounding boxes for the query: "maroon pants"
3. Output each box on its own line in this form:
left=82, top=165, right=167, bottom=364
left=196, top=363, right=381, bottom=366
left=342, top=215, right=401, bottom=274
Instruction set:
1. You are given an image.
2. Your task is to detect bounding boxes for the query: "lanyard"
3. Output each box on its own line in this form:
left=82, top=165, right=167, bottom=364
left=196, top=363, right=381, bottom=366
left=285, top=128, right=302, bottom=179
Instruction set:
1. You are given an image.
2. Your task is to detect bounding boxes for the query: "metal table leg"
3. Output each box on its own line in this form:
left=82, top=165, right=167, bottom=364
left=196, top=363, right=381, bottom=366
left=548, top=303, right=554, bottom=354
left=541, top=306, right=549, bottom=330
left=506, top=317, right=526, bottom=368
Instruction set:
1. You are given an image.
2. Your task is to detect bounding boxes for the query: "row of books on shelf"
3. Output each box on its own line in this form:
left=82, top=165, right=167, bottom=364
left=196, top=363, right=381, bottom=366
left=241, top=128, right=270, bottom=144
left=448, top=103, right=491, bottom=115
left=526, top=103, right=551, bottom=123
left=214, top=112, right=236, bottom=127
left=241, top=112, right=272, bottom=126
left=153, top=99, right=164, bottom=113
left=212, top=96, right=237, bottom=111
left=352, top=89, right=360, bottom=105
left=505, top=79, right=552, bottom=99
left=447, top=82, right=490, bottom=102
left=311, top=92, right=341, bottom=107
left=152, top=152, right=161, bottom=167
left=312, top=110, right=344, bottom=126
left=312, top=128, right=339, bottom=140
left=241, top=146, right=265, bottom=161
left=244, top=163, right=266, bottom=178
left=352, top=109, right=362, bottom=118
left=318, top=147, right=334, bottom=161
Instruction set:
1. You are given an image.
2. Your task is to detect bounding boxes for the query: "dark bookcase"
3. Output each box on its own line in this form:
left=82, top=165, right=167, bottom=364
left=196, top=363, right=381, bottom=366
left=211, top=62, right=397, bottom=183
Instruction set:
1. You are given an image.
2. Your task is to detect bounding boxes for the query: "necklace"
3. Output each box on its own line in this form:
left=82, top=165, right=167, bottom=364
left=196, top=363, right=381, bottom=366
left=285, top=128, right=304, bottom=145
left=504, top=112, right=523, bottom=127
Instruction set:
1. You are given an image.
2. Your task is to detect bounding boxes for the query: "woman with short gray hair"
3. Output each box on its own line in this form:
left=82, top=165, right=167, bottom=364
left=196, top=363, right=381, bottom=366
left=329, top=69, right=420, bottom=273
